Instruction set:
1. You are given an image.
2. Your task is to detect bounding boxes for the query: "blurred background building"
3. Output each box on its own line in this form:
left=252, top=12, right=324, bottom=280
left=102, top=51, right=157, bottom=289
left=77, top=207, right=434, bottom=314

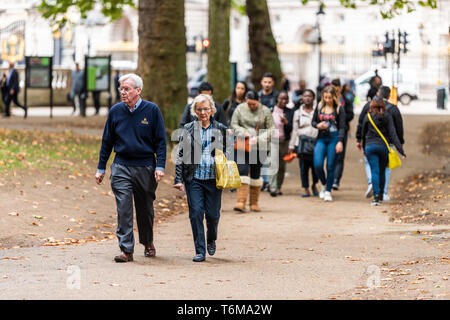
left=0, top=0, right=448, bottom=104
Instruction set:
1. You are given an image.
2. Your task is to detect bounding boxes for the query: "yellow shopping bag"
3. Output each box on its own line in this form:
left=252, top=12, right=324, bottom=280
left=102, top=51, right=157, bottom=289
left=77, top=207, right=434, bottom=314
left=215, top=149, right=242, bottom=189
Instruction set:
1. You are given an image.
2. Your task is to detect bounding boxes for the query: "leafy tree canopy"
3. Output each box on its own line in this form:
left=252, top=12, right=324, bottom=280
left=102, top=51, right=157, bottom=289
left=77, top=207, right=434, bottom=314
left=38, top=0, right=136, bottom=26
left=301, top=0, right=437, bottom=19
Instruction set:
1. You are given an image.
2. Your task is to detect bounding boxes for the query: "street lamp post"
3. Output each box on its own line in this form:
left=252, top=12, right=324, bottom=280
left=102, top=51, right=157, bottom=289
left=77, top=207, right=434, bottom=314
left=316, top=4, right=325, bottom=90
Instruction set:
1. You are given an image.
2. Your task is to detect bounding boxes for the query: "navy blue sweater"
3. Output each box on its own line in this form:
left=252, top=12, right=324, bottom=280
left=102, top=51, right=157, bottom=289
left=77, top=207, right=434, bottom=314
left=97, top=100, right=167, bottom=171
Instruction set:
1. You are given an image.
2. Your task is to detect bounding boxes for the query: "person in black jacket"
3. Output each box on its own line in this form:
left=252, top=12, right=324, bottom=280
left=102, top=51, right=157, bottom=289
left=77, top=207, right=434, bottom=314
left=174, top=94, right=230, bottom=262
left=179, top=82, right=227, bottom=127
left=1, top=73, right=7, bottom=113
left=332, top=80, right=354, bottom=190
left=4, top=62, right=27, bottom=118
left=358, top=96, right=406, bottom=205
left=222, top=81, right=248, bottom=125
left=311, top=85, right=346, bottom=202
left=268, top=91, right=294, bottom=196
left=356, top=86, right=404, bottom=200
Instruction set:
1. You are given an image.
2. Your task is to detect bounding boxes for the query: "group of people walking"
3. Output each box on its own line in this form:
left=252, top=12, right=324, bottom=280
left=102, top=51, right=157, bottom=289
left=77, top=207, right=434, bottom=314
left=95, top=71, right=406, bottom=264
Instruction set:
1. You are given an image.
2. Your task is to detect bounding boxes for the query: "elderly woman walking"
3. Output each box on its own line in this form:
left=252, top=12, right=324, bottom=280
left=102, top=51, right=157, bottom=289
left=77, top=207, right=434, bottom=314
left=174, top=94, right=229, bottom=262
left=230, top=90, right=274, bottom=212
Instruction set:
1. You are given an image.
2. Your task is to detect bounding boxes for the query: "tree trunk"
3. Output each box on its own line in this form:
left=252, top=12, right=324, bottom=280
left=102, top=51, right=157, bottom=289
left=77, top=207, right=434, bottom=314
left=138, top=0, right=187, bottom=131
left=208, top=0, right=231, bottom=104
left=246, top=0, right=282, bottom=91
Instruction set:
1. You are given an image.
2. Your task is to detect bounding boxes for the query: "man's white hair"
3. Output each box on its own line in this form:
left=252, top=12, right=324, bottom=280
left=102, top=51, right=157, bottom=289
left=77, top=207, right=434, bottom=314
left=119, top=73, right=143, bottom=89
left=190, top=94, right=216, bottom=117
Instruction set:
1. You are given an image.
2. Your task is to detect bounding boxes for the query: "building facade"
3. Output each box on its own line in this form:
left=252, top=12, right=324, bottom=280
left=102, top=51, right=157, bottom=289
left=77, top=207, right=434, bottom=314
left=0, top=0, right=448, bottom=93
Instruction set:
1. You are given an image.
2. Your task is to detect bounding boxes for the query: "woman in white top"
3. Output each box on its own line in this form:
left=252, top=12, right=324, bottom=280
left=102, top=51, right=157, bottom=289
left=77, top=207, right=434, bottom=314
left=288, top=89, right=319, bottom=197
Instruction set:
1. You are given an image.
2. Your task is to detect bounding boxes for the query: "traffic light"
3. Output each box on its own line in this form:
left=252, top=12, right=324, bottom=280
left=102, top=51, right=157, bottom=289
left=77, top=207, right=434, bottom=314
left=372, top=42, right=385, bottom=56
left=383, top=32, right=395, bottom=54
left=400, top=31, right=409, bottom=53
left=202, top=38, right=210, bottom=53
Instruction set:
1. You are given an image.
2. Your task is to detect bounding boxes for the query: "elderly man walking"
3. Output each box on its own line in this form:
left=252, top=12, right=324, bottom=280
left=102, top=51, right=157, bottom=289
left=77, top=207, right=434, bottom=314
left=95, top=73, right=167, bottom=263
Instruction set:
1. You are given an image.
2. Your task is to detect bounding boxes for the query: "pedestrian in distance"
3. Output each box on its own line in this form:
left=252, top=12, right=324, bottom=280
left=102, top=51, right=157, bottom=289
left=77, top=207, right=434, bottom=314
left=222, top=81, right=248, bottom=126
left=231, top=90, right=275, bottom=212
left=174, top=94, right=230, bottom=262
left=3, top=62, right=27, bottom=118
left=268, top=91, right=294, bottom=197
left=95, top=73, right=167, bottom=263
left=258, top=72, right=278, bottom=112
left=331, top=78, right=354, bottom=191
left=367, top=71, right=382, bottom=102
left=311, top=85, right=346, bottom=202
left=357, top=95, right=406, bottom=206
left=68, top=62, right=86, bottom=116
left=258, top=72, right=278, bottom=192
left=179, top=81, right=227, bottom=127
left=292, top=79, right=307, bottom=111
left=0, top=73, right=7, bottom=113
left=288, top=89, right=319, bottom=197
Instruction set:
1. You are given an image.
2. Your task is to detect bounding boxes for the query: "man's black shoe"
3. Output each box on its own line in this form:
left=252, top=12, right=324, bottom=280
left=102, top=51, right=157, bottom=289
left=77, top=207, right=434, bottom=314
left=207, top=241, right=216, bottom=256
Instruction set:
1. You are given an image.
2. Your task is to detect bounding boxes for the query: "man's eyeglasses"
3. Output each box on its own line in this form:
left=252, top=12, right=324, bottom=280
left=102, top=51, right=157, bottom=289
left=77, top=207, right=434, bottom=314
left=196, top=108, right=211, bottom=113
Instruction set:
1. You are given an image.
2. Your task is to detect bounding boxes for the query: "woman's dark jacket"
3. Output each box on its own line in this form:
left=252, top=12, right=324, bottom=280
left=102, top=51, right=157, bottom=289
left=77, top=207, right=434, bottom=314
left=311, top=103, right=347, bottom=142
left=361, top=112, right=405, bottom=157
left=174, top=118, right=231, bottom=185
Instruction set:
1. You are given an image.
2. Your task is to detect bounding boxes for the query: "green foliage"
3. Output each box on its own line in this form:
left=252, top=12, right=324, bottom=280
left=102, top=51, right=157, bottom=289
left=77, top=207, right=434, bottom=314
left=300, top=0, right=437, bottom=19
left=232, top=0, right=246, bottom=15
left=38, top=0, right=136, bottom=27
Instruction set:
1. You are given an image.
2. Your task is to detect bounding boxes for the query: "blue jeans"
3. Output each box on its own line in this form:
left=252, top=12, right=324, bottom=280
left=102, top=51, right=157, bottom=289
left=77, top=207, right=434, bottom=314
left=313, top=131, right=338, bottom=192
left=364, top=155, right=391, bottom=195
left=185, top=179, right=222, bottom=256
left=365, top=144, right=389, bottom=197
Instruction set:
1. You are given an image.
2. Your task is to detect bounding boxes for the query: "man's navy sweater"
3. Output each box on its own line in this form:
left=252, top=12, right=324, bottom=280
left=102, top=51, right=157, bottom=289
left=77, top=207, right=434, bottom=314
left=97, top=100, right=167, bottom=171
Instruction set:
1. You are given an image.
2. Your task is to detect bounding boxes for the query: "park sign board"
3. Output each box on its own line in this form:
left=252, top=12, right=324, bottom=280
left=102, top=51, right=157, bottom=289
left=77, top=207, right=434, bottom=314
left=85, top=56, right=111, bottom=92
left=25, top=56, right=52, bottom=89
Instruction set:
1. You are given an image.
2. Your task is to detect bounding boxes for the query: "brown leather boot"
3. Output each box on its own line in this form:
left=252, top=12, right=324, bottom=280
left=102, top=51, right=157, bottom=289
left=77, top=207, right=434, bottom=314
left=233, top=183, right=249, bottom=212
left=249, top=178, right=263, bottom=212
left=249, top=186, right=261, bottom=212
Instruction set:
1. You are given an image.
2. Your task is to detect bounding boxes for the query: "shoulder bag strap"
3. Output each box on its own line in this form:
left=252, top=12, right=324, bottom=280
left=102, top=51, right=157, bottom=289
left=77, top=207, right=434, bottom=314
left=367, top=113, right=392, bottom=152
left=255, top=104, right=263, bottom=133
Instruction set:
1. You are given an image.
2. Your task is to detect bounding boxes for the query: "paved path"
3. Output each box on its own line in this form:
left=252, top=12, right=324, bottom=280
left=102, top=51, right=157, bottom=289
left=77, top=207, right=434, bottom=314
left=0, top=114, right=448, bottom=300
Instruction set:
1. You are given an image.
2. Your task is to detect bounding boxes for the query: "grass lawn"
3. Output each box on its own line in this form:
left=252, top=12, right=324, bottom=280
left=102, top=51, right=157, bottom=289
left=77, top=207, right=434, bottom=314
left=0, top=128, right=105, bottom=173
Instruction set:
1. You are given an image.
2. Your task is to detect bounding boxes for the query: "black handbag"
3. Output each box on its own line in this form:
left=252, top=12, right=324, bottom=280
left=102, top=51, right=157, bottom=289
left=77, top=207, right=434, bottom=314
left=296, top=135, right=316, bottom=159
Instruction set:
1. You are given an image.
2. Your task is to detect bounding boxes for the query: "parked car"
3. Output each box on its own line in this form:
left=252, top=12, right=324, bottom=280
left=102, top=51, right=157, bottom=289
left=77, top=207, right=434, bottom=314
left=354, top=68, right=419, bottom=105
left=187, top=69, right=207, bottom=97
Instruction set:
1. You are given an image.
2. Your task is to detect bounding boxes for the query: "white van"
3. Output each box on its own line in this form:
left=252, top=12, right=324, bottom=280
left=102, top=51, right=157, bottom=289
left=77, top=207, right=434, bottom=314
left=354, top=68, right=419, bottom=105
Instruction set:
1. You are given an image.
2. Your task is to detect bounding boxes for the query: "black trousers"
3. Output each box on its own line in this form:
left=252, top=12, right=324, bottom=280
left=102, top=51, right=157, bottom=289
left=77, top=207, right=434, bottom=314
left=235, top=149, right=267, bottom=180
left=299, top=157, right=318, bottom=189
left=110, top=163, right=157, bottom=254
left=333, top=131, right=348, bottom=185
left=4, top=93, right=25, bottom=116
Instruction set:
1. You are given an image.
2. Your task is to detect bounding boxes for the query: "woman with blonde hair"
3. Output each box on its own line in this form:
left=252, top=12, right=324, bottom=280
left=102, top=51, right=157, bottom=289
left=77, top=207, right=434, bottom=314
left=311, top=85, right=346, bottom=201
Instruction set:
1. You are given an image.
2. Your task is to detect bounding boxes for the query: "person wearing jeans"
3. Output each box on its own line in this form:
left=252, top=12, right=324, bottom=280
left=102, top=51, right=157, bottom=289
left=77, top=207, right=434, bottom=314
left=364, top=155, right=391, bottom=197
left=311, top=85, right=346, bottom=202
left=358, top=96, right=405, bottom=205
left=174, top=94, right=229, bottom=262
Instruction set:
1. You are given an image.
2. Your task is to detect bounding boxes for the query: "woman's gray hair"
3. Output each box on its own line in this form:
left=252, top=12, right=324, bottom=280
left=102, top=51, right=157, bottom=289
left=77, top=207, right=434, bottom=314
left=190, top=94, right=216, bottom=117
left=119, top=73, right=143, bottom=89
